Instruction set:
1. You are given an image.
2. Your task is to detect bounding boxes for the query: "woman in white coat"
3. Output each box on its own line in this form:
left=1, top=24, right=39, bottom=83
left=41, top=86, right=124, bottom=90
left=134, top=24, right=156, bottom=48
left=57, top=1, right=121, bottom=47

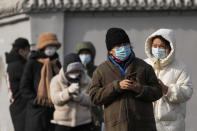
left=144, top=28, right=193, bottom=131
left=50, top=53, right=92, bottom=131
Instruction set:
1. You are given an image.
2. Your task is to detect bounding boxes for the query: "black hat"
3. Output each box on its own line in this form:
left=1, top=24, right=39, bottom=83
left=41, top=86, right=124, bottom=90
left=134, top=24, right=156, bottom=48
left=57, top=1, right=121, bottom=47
left=63, top=53, right=82, bottom=73
left=12, top=37, right=30, bottom=49
left=105, top=28, right=130, bottom=51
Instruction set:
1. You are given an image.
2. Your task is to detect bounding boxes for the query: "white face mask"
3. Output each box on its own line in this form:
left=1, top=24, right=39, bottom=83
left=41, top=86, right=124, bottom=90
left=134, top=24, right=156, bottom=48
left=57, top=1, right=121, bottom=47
left=44, top=46, right=57, bottom=56
left=152, top=47, right=166, bottom=59
left=79, top=54, right=91, bottom=66
left=68, top=73, right=80, bottom=79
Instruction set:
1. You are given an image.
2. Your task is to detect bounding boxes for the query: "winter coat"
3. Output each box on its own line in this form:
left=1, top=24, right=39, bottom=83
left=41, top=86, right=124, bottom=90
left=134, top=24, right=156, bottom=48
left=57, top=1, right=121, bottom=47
left=89, top=56, right=163, bottom=131
left=75, top=42, right=103, bottom=128
left=20, top=51, right=61, bottom=100
left=20, top=51, right=61, bottom=131
left=144, top=29, right=193, bottom=131
left=5, top=51, right=26, bottom=100
left=5, top=50, right=27, bottom=131
left=50, top=68, right=92, bottom=127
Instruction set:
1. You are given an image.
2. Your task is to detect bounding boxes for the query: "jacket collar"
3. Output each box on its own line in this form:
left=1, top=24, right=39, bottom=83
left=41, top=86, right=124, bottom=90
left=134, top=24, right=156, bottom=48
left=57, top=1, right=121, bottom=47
left=107, top=54, right=136, bottom=78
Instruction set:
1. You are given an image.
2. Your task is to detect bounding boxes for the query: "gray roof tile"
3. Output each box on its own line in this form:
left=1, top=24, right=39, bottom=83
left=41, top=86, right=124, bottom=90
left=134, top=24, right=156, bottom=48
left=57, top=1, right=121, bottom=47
left=0, top=0, right=197, bottom=18
left=21, top=0, right=197, bottom=11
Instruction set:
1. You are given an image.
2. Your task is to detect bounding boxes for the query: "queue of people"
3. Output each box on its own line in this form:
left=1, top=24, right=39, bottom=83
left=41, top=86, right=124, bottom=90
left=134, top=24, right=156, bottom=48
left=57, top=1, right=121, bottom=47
left=4, top=28, right=192, bottom=131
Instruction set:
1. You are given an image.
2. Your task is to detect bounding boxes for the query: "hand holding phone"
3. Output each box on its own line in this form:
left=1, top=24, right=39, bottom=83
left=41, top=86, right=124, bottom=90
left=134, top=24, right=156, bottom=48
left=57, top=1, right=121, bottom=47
left=119, top=72, right=141, bottom=93
left=126, top=72, right=137, bottom=81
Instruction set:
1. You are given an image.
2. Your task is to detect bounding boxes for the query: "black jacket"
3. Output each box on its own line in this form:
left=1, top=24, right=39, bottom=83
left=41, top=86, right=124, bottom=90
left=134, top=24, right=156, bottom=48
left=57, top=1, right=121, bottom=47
left=5, top=50, right=28, bottom=131
left=20, top=51, right=61, bottom=101
left=20, top=51, right=61, bottom=131
left=5, top=50, right=27, bottom=100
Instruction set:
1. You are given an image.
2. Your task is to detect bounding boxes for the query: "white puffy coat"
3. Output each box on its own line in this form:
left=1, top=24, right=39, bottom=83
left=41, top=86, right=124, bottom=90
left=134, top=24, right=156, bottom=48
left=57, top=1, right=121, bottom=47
left=144, top=29, right=193, bottom=131
left=50, top=68, right=92, bottom=127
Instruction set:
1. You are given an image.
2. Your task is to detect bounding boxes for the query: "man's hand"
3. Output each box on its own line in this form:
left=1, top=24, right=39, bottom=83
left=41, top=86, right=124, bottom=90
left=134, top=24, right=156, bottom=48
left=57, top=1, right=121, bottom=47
left=157, top=79, right=168, bottom=94
left=119, top=78, right=141, bottom=93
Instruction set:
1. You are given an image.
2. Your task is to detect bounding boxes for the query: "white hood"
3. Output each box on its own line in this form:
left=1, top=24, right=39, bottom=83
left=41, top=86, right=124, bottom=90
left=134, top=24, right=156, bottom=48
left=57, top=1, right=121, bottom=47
left=145, top=29, right=176, bottom=68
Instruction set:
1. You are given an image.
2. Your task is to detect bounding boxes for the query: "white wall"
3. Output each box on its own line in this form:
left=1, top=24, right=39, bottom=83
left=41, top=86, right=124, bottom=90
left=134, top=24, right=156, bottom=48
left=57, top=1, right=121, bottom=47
left=64, top=12, right=197, bottom=131
left=0, top=19, right=31, bottom=131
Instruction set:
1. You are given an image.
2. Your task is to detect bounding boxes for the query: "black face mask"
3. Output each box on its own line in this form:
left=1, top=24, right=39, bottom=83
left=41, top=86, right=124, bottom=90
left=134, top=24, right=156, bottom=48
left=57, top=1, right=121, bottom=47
left=66, top=74, right=81, bottom=83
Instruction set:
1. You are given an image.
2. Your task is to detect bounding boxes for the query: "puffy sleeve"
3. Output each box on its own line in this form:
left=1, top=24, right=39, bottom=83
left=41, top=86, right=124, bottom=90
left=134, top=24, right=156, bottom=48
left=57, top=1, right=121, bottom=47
left=165, top=65, right=193, bottom=104
left=50, top=76, right=72, bottom=106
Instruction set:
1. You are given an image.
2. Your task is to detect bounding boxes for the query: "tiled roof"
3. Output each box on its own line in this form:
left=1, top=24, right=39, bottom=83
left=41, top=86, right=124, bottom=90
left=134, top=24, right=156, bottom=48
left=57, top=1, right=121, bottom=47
left=22, top=0, right=197, bottom=12
left=0, top=0, right=23, bottom=18
left=0, top=0, right=197, bottom=18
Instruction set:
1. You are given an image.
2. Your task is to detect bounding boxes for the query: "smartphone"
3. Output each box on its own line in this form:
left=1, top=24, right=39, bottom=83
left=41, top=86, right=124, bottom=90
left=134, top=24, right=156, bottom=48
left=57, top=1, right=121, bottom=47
left=126, top=72, right=137, bottom=81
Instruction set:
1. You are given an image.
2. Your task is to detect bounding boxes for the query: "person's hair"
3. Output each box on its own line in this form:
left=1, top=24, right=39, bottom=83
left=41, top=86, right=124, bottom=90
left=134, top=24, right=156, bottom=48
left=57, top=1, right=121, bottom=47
left=152, top=35, right=171, bottom=50
left=12, top=38, right=30, bottom=52
left=79, top=49, right=92, bottom=55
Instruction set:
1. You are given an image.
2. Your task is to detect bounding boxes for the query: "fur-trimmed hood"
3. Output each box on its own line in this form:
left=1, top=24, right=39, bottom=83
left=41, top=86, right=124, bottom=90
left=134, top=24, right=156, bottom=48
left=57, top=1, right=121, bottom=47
left=145, top=29, right=176, bottom=68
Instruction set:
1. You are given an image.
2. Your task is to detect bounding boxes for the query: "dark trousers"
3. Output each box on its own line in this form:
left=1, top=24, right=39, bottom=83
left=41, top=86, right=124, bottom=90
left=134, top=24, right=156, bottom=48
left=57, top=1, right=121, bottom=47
left=25, top=101, right=55, bottom=131
left=89, top=123, right=101, bottom=131
left=55, top=123, right=92, bottom=131
left=9, top=97, right=27, bottom=131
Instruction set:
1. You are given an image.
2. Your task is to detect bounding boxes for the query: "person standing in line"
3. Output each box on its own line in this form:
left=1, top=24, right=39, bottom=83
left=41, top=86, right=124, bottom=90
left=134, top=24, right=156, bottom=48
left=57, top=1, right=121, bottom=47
left=89, top=27, right=163, bottom=131
left=50, top=53, right=92, bottom=131
left=144, top=28, right=193, bottom=131
left=75, top=41, right=103, bottom=131
left=20, top=32, right=61, bottom=131
left=5, top=38, right=30, bottom=131
left=75, top=41, right=97, bottom=77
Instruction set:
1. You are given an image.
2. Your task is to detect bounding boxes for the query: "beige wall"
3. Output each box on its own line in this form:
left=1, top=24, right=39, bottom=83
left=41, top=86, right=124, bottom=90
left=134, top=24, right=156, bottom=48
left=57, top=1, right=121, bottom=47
left=64, top=12, right=197, bottom=131
left=0, top=19, right=31, bottom=131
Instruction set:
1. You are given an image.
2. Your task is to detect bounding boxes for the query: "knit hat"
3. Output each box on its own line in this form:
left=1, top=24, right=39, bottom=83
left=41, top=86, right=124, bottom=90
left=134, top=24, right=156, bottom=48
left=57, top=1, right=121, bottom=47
left=63, top=53, right=83, bottom=73
left=105, top=28, right=130, bottom=51
left=13, top=37, right=30, bottom=49
left=37, top=32, right=61, bottom=50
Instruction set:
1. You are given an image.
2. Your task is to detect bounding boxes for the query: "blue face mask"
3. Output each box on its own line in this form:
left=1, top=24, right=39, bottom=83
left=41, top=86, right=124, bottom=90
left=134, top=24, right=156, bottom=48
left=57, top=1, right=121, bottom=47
left=114, top=45, right=131, bottom=61
left=152, top=47, right=166, bottom=59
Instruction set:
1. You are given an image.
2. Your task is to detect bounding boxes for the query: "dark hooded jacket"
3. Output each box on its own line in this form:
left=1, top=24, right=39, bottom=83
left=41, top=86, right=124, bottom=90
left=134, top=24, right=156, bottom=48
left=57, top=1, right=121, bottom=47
left=5, top=50, right=27, bottom=131
left=5, top=50, right=27, bottom=99
left=75, top=42, right=97, bottom=77
left=20, top=51, right=61, bottom=131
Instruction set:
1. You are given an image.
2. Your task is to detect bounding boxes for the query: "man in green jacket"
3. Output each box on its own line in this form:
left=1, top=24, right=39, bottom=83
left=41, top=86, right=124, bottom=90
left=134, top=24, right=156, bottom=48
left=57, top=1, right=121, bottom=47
left=89, top=28, right=163, bottom=131
left=75, top=42, right=103, bottom=131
